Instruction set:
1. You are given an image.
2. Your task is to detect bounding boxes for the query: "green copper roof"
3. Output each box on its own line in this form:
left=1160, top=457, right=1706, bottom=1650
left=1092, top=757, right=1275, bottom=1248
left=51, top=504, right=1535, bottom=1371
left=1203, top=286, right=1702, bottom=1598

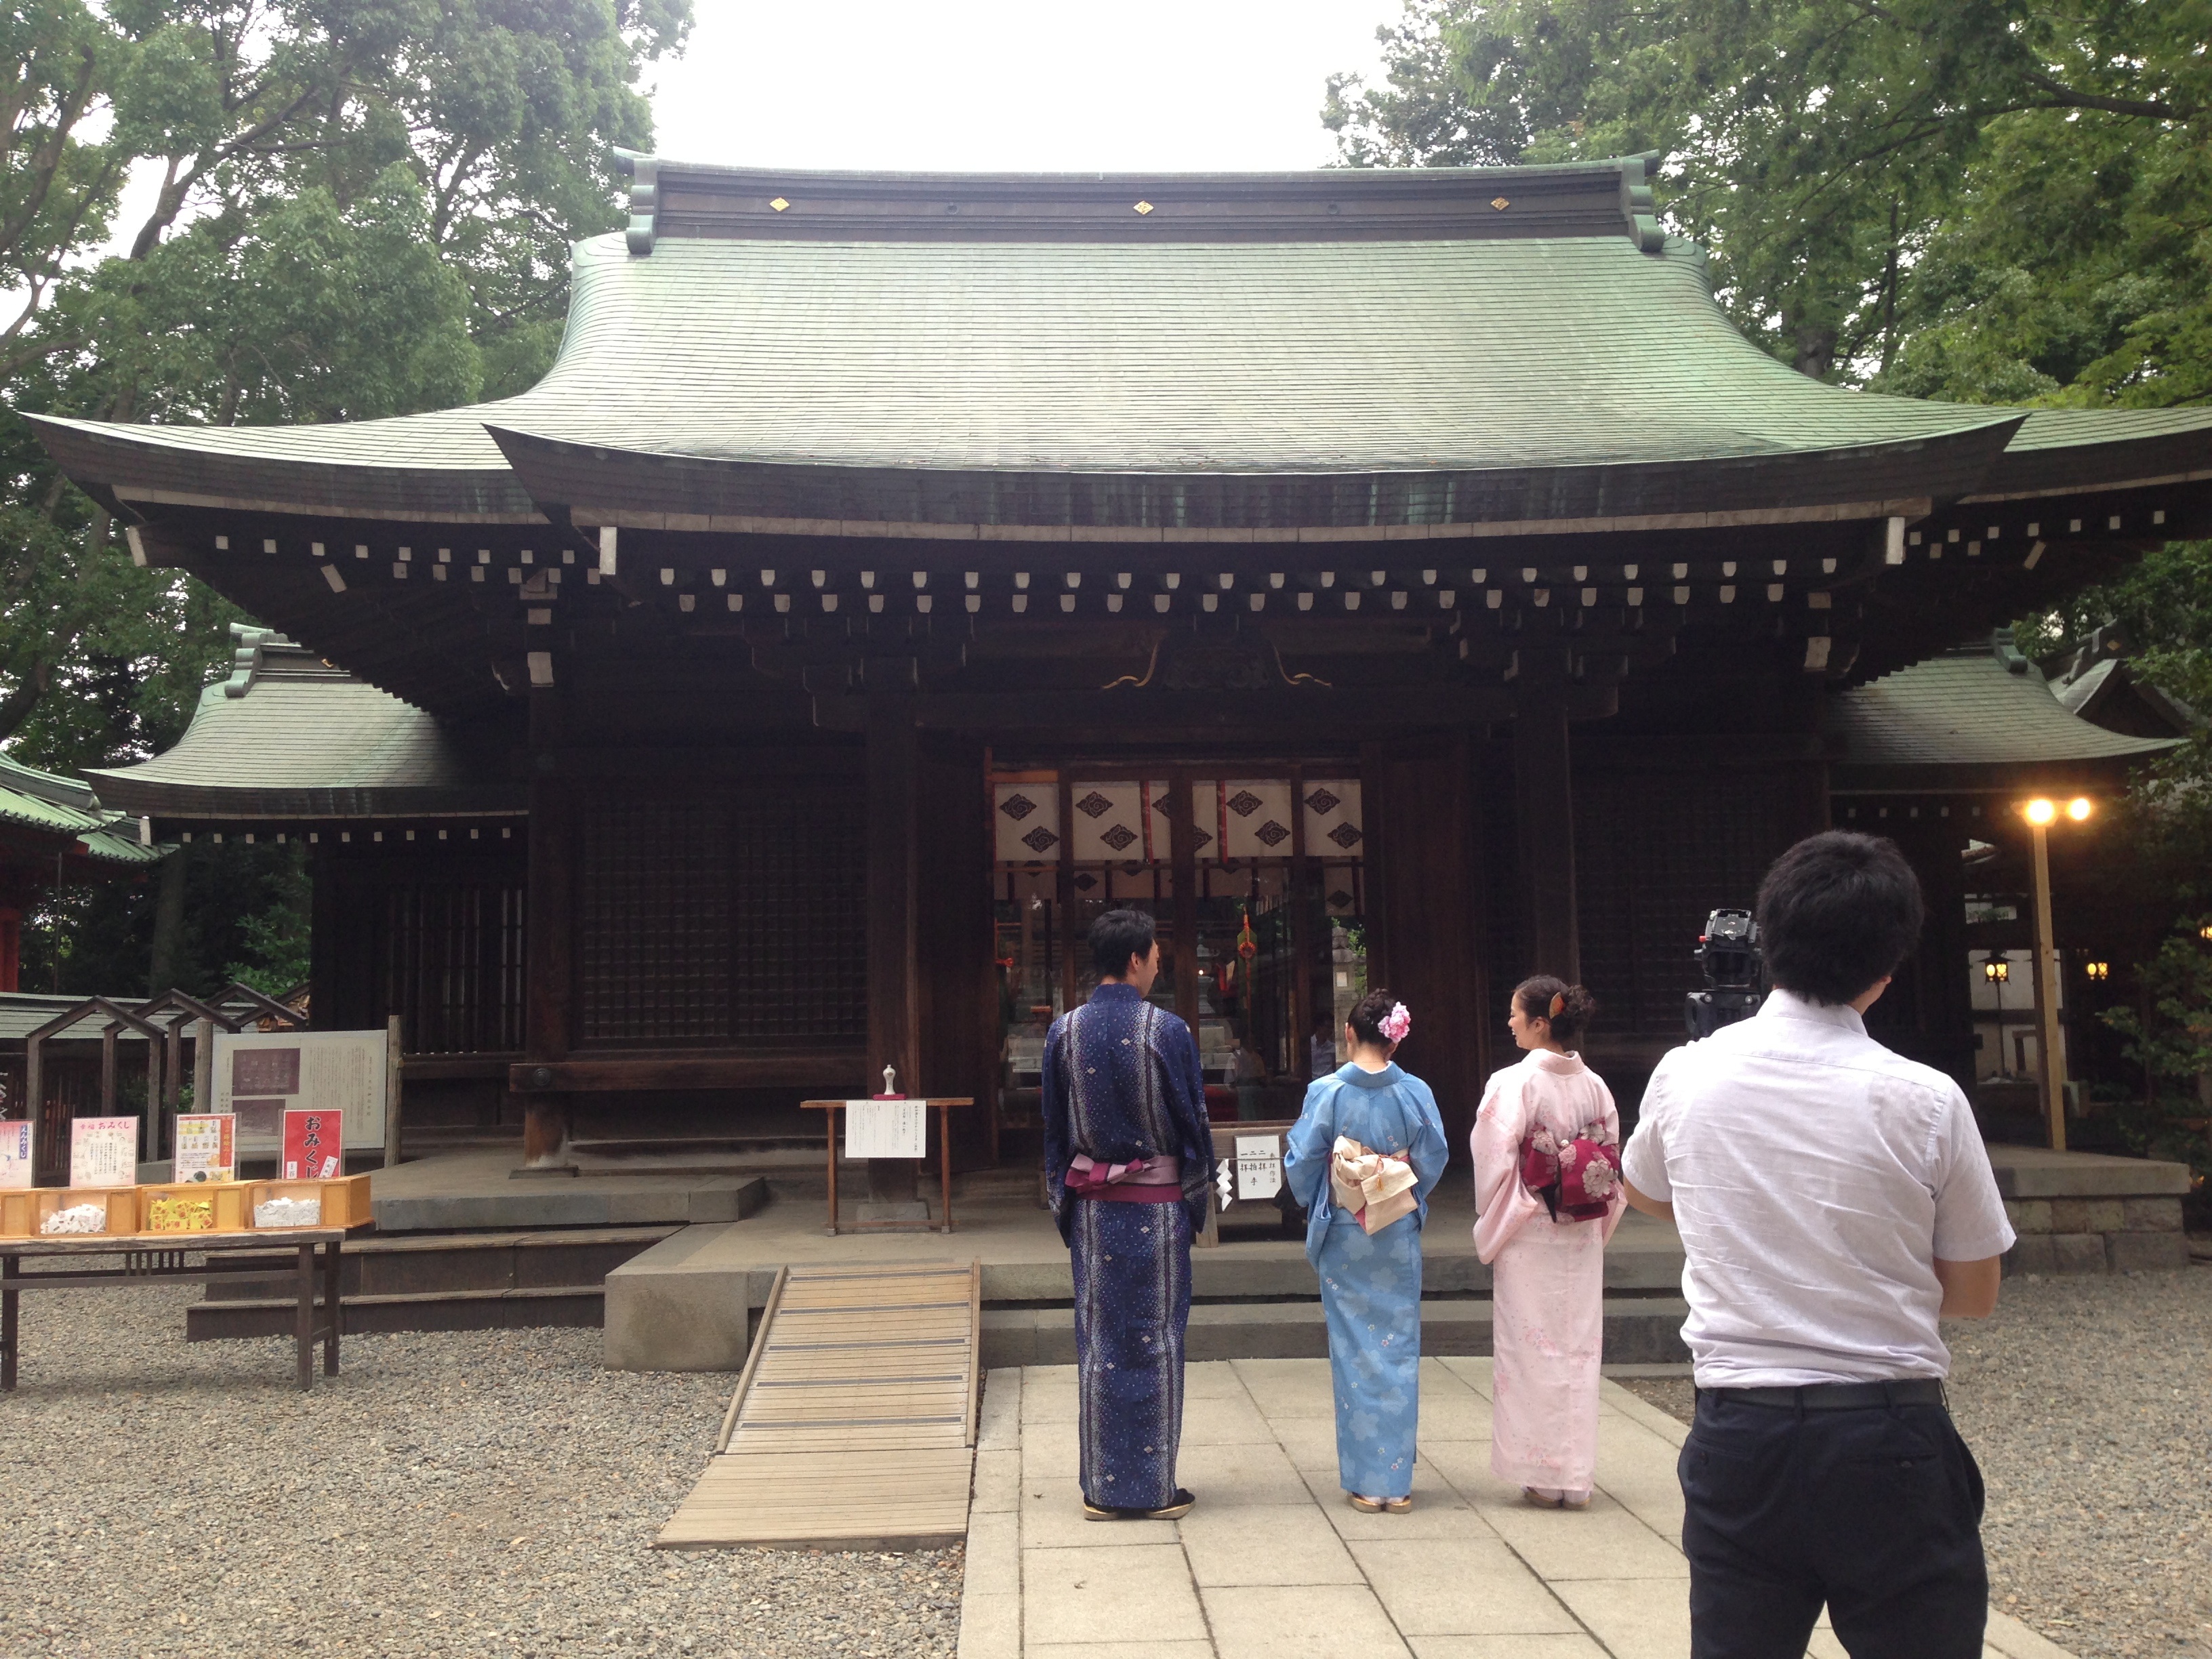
left=86, top=630, right=520, bottom=819
left=0, top=752, right=165, bottom=865
left=1829, top=634, right=2178, bottom=773
left=26, top=158, right=2212, bottom=528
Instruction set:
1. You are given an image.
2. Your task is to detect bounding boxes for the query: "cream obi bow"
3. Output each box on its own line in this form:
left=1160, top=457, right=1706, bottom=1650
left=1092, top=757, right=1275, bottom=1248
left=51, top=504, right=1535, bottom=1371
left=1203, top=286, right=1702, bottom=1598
left=1328, top=1136, right=1420, bottom=1234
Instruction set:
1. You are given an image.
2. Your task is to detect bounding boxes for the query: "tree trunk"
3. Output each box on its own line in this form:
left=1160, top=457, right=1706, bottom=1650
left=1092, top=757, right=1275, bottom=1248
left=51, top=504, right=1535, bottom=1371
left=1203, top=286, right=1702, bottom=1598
left=148, top=845, right=188, bottom=995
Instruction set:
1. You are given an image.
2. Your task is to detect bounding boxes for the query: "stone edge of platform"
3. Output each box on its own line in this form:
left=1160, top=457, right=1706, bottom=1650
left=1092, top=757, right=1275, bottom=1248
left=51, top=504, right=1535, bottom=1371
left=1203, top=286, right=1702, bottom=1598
left=372, top=1173, right=770, bottom=1233
left=957, top=1368, right=1021, bottom=1659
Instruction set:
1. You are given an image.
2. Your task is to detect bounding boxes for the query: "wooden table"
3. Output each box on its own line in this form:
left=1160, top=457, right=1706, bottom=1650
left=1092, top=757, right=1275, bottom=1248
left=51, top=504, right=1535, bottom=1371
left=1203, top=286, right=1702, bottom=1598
left=799, top=1099, right=974, bottom=1235
left=1, top=1228, right=346, bottom=1393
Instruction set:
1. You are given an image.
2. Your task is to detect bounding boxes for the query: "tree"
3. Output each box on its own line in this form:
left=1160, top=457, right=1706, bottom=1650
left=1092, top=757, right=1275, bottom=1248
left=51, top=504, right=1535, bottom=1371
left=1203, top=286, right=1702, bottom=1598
left=1, top=0, right=691, bottom=995
left=1326, top=0, right=2209, bottom=389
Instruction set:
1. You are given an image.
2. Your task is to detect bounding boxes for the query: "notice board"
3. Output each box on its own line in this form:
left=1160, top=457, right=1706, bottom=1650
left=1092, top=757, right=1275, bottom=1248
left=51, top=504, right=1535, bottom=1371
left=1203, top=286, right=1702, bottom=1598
left=211, top=1029, right=387, bottom=1155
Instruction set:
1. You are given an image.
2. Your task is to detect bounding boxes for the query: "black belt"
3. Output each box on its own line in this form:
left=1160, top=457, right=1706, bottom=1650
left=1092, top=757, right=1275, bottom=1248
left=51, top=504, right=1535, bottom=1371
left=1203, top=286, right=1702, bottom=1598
left=1704, top=1379, right=1947, bottom=1411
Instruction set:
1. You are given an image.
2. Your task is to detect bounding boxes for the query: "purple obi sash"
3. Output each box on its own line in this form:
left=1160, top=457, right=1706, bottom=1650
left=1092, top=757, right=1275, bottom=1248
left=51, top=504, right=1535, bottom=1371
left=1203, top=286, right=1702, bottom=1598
left=1065, top=1154, right=1183, bottom=1204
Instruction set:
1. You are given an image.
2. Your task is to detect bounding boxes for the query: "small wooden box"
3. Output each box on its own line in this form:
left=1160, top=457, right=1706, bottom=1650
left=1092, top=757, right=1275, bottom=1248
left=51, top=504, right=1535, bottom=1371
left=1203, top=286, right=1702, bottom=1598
left=247, top=1174, right=372, bottom=1231
left=139, top=1183, right=249, bottom=1235
left=31, top=1187, right=139, bottom=1238
left=0, top=1189, right=37, bottom=1239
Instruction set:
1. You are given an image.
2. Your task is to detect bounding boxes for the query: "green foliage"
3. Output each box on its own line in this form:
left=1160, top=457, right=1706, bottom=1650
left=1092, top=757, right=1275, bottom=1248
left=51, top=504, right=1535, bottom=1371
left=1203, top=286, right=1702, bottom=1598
left=20, top=840, right=309, bottom=1000
left=2097, top=924, right=2212, bottom=1183
left=1328, top=0, right=2211, bottom=388
left=1, top=0, right=691, bottom=991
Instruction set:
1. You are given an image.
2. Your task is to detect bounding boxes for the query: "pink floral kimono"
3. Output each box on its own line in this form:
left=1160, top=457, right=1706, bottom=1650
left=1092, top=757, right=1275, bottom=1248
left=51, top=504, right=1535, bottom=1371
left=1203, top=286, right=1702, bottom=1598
left=1471, top=1048, right=1624, bottom=1496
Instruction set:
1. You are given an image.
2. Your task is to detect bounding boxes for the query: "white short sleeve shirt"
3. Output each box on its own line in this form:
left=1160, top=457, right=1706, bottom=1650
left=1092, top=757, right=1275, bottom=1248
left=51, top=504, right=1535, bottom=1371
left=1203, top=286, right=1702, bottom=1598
left=1622, top=988, right=2016, bottom=1388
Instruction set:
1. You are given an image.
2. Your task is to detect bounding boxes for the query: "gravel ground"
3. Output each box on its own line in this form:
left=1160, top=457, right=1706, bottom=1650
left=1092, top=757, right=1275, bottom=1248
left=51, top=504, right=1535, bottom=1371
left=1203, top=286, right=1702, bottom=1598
left=0, top=1277, right=961, bottom=1658
left=1619, top=1263, right=2212, bottom=1659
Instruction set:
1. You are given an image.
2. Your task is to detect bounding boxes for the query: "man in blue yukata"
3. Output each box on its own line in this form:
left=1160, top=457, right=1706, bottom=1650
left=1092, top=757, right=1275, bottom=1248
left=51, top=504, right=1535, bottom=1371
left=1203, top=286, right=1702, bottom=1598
left=1041, top=907, right=1216, bottom=1520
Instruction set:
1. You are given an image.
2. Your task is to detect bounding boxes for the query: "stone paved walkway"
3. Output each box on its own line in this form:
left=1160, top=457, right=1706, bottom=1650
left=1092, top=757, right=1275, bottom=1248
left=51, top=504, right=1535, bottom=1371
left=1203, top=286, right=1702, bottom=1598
left=956, top=1359, right=2074, bottom=1659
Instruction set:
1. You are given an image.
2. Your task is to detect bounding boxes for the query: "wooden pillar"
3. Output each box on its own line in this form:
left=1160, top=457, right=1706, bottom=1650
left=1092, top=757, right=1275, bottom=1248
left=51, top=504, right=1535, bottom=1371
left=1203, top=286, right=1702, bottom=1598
left=520, top=687, right=573, bottom=1168
left=1169, top=767, right=1199, bottom=1032
left=866, top=696, right=923, bottom=1208
left=1513, top=680, right=1580, bottom=983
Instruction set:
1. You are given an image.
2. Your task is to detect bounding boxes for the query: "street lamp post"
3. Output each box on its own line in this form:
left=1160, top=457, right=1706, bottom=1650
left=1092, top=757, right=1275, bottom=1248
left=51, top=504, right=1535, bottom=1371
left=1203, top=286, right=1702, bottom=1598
left=2022, top=796, right=2092, bottom=1152
left=1982, top=954, right=2010, bottom=1076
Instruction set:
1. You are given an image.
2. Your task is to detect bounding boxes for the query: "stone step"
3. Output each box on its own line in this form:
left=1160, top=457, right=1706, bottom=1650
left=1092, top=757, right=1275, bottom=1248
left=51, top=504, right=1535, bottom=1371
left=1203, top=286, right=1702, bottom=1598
left=186, top=1285, right=605, bottom=1340
left=979, top=1296, right=1692, bottom=1368
left=199, top=1225, right=679, bottom=1301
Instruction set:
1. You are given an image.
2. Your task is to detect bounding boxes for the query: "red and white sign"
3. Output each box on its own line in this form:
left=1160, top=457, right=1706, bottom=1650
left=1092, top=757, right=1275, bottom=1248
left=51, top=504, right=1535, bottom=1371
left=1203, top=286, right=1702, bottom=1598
left=281, top=1109, right=342, bottom=1181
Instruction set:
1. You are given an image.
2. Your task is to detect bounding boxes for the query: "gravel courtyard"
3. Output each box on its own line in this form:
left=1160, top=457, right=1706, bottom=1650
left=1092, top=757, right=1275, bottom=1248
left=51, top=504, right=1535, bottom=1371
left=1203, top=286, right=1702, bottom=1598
left=1622, top=1262, right=2212, bottom=1659
left=0, top=1281, right=961, bottom=1659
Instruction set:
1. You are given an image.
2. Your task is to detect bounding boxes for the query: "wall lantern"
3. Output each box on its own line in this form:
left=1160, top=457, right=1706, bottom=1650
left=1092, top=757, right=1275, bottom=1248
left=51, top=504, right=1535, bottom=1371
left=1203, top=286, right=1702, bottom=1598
left=2083, top=961, right=2110, bottom=981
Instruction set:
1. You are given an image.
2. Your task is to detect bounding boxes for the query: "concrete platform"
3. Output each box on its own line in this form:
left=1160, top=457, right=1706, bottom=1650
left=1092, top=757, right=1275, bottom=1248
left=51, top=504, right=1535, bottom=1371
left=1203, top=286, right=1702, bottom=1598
left=956, top=1359, right=2078, bottom=1659
left=600, top=1187, right=1692, bottom=1372
left=1985, top=1144, right=2192, bottom=1197
left=366, top=1147, right=775, bottom=1231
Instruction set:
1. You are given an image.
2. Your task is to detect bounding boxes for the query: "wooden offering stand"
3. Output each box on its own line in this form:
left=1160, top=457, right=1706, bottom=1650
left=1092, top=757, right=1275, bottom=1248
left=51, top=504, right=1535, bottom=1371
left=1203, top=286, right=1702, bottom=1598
left=800, top=1096, right=974, bottom=1236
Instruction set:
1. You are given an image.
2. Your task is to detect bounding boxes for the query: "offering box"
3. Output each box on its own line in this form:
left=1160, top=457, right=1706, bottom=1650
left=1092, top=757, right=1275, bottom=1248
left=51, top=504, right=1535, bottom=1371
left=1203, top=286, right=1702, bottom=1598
left=247, top=1174, right=372, bottom=1231
left=140, top=1183, right=250, bottom=1235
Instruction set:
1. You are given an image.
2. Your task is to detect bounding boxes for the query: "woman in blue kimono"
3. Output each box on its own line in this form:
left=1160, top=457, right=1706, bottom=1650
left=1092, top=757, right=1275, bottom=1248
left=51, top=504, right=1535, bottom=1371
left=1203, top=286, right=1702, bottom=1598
left=1283, top=989, right=1450, bottom=1512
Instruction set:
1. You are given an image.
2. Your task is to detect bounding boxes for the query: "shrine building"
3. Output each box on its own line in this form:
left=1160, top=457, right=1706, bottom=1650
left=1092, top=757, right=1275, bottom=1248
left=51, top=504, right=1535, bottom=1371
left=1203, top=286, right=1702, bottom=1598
left=30, top=154, right=2212, bottom=1174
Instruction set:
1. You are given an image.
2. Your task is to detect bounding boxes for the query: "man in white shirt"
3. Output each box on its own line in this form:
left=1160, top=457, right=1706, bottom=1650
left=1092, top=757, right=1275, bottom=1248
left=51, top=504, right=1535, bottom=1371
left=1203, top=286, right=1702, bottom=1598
left=1622, top=830, right=2015, bottom=1659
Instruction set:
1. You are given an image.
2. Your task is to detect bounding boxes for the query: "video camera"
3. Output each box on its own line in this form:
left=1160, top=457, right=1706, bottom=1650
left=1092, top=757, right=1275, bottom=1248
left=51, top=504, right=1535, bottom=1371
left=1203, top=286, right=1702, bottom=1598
left=1685, top=907, right=1763, bottom=1039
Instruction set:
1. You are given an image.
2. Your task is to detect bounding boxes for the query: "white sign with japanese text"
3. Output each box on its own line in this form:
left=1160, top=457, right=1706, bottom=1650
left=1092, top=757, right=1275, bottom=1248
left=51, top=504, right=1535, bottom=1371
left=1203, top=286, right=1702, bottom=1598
left=844, top=1099, right=928, bottom=1160
left=211, top=1030, right=386, bottom=1153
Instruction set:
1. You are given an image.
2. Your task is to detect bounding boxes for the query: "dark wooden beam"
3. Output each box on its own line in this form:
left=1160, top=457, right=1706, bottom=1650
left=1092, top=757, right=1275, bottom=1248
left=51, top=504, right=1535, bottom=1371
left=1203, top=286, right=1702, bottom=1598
left=521, top=687, right=574, bottom=1166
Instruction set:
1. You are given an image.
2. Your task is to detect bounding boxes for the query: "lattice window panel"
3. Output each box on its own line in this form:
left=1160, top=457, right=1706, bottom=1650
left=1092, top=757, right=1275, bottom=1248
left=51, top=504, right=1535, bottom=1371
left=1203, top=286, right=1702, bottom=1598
left=1574, top=772, right=1796, bottom=1034
left=381, top=883, right=526, bottom=1054
left=580, top=800, right=735, bottom=1040
left=729, top=794, right=867, bottom=1041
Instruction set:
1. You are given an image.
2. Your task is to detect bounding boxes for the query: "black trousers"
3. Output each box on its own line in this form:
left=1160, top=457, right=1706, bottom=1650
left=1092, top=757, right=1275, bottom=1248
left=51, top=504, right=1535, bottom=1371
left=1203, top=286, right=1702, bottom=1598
left=1679, top=1390, right=1989, bottom=1659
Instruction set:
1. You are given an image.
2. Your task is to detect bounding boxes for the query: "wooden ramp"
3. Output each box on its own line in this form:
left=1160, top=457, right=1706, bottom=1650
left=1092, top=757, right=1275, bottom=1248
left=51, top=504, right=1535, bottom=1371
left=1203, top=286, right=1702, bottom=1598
left=655, top=1261, right=981, bottom=1551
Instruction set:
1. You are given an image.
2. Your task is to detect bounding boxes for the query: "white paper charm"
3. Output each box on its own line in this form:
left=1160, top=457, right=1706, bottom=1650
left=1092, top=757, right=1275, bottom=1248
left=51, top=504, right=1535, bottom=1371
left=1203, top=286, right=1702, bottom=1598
left=1215, top=1161, right=1235, bottom=1209
left=844, top=1099, right=927, bottom=1160
left=1234, top=1134, right=1284, bottom=1202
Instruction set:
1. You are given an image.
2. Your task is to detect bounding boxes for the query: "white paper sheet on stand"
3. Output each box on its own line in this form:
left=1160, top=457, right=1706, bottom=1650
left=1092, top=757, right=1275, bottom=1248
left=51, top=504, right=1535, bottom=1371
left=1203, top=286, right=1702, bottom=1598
left=1234, top=1133, right=1284, bottom=1201
left=844, top=1099, right=928, bottom=1160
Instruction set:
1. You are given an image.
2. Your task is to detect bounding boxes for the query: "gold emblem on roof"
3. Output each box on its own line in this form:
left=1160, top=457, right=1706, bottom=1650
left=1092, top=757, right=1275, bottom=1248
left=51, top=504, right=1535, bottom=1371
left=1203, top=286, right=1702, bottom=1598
left=1491, top=197, right=1511, bottom=210
left=769, top=197, right=790, bottom=212
left=1133, top=200, right=1154, bottom=215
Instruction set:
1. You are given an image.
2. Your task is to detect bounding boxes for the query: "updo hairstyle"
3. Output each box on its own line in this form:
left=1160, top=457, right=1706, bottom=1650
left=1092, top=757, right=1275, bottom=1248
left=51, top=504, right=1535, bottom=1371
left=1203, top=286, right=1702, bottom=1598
left=1513, top=976, right=1597, bottom=1048
left=1345, top=988, right=1403, bottom=1048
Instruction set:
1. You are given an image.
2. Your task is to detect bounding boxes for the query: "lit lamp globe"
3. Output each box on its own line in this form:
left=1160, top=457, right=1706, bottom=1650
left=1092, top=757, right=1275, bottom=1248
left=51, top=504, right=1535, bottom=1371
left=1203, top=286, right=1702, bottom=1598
left=2024, top=798, right=2057, bottom=826
left=2066, top=797, right=2093, bottom=822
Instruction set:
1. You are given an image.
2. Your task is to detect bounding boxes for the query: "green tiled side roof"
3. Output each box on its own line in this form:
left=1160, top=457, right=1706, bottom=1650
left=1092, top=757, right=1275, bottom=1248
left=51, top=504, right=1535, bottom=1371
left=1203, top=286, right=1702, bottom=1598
left=0, top=752, right=165, bottom=865
left=1829, top=640, right=2179, bottom=769
left=87, top=634, right=519, bottom=819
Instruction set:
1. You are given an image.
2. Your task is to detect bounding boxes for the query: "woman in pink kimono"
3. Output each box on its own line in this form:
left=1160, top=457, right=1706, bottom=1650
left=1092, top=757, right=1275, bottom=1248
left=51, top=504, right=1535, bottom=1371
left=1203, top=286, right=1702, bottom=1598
left=1472, top=977, right=1624, bottom=1509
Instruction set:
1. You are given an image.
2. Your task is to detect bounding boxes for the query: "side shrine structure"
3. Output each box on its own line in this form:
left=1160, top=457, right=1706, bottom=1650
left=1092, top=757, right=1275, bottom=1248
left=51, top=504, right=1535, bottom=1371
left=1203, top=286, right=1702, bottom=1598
left=30, top=155, right=2212, bottom=1176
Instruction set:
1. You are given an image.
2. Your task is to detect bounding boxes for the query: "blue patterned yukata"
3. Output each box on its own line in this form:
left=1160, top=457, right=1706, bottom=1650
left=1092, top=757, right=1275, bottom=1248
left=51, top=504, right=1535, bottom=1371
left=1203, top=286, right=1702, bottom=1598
left=1042, top=982, right=1214, bottom=1511
left=1283, top=1061, right=1450, bottom=1500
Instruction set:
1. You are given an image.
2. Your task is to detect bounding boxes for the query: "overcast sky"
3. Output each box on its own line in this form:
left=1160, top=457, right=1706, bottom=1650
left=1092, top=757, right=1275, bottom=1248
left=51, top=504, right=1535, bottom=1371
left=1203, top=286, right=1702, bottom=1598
left=648, top=1, right=1399, bottom=173
left=82, top=3, right=1398, bottom=281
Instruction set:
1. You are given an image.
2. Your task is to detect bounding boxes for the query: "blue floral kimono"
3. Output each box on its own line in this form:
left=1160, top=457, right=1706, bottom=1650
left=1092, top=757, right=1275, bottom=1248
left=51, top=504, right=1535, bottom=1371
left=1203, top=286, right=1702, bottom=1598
left=1284, top=1062, right=1450, bottom=1500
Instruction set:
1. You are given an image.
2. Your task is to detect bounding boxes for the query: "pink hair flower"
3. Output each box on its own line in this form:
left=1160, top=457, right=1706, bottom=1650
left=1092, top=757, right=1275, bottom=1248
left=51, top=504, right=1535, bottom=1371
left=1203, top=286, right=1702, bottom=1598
left=1379, top=1002, right=1412, bottom=1043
